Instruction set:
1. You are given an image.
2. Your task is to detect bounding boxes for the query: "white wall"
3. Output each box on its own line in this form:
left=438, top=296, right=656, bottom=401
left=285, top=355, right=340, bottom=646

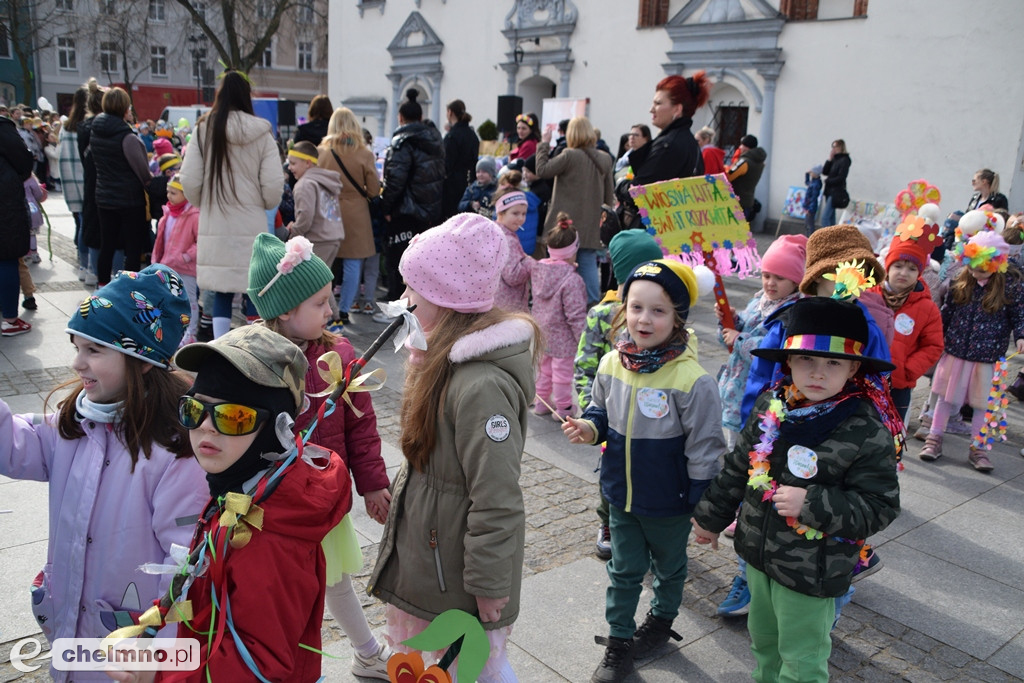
left=329, top=0, right=1024, bottom=217
left=771, top=0, right=1024, bottom=215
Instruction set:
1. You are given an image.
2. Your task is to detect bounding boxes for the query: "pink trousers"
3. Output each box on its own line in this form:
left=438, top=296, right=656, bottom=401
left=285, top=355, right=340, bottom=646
left=536, top=353, right=575, bottom=410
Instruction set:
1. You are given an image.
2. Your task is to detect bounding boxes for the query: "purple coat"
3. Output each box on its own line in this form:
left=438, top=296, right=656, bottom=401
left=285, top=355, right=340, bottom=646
left=531, top=258, right=587, bottom=357
left=0, top=401, right=207, bottom=680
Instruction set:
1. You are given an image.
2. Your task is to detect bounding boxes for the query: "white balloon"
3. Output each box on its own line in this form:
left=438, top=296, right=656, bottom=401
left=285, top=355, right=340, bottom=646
left=37, top=97, right=53, bottom=111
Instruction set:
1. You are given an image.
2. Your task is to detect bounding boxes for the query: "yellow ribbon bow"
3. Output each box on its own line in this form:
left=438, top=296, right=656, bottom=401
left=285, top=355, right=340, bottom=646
left=307, top=350, right=387, bottom=418
left=219, top=492, right=265, bottom=550
left=103, top=600, right=192, bottom=643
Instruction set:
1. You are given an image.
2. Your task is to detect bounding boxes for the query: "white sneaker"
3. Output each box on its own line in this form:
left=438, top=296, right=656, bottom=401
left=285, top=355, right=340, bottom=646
left=77, top=267, right=87, bottom=282
left=84, top=271, right=98, bottom=286
left=372, top=310, right=396, bottom=324
left=351, top=641, right=392, bottom=680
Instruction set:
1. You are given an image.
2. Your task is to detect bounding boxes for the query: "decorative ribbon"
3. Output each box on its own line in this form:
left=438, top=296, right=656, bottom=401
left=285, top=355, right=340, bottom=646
left=307, top=350, right=387, bottom=417
left=103, top=599, right=191, bottom=643
left=973, top=356, right=1010, bottom=451
left=376, top=299, right=427, bottom=351
left=218, top=492, right=265, bottom=549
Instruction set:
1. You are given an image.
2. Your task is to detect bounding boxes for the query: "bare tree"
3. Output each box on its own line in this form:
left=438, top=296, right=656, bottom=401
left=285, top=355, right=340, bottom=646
left=91, top=0, right=158, bottom=93
left=0, top=0, right=73, bottom=104
left=172, top=0, right=320, bottom=74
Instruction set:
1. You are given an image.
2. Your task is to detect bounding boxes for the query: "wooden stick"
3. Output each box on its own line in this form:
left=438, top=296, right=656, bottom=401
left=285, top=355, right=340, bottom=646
left=534, top=395, right=567, bottom=423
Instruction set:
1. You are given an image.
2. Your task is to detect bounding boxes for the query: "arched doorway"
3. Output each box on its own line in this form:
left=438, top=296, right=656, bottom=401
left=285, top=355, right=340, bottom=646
left=518, top=75, right=556, bottom=122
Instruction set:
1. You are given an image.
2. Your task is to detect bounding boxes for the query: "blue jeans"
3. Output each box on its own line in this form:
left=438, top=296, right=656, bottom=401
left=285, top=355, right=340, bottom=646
left=577, top=248, right=601, bottom=304
left=821, top=195, right=836, bottom=227
left=337, top=258, right=363, bottom=313
left=211, top=291, right=256, bottom=319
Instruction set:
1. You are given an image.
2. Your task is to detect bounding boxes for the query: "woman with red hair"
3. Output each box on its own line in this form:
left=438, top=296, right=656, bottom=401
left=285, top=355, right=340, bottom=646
left=617, top=72, right=711, bottom=228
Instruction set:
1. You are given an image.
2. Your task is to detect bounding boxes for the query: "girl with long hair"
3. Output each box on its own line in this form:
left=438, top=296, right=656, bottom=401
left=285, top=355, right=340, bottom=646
left=179, top=69, right=284, bottom=339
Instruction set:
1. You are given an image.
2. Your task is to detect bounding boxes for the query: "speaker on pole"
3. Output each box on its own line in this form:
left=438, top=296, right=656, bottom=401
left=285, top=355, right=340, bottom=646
left=278, top=100, right=296, bottom=127
left=496, top=95, right=523, bottom=136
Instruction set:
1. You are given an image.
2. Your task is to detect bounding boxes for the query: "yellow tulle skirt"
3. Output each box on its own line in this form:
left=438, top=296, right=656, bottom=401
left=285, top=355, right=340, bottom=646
left=321, top=514, right=363, bottom=585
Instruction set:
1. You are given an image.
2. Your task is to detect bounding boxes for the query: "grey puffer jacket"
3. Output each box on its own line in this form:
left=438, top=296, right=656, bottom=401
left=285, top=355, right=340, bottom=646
left=694, top=389, right=900, bottom=598
left=369, top=317, right=535, bottom=629
left=381, top=121, right=445, bottom=225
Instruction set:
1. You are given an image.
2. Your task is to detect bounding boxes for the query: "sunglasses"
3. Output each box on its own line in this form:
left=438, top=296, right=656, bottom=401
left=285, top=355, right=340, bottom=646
left=178, top=396, right=269, bottom=436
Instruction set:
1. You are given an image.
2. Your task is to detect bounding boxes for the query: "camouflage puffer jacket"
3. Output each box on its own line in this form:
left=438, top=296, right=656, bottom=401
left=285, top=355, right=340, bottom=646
left=693, top=390, right=900, bottom=598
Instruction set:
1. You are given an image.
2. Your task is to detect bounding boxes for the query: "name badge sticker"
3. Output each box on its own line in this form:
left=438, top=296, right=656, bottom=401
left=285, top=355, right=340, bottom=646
left=787, top=444, right=819, bottom=479
left=637, top=388, right=669, bottom=419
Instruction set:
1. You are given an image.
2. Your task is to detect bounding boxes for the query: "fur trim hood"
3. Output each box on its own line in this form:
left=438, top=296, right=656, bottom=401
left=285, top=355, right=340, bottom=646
left=449, top=317, right=535, bottom=364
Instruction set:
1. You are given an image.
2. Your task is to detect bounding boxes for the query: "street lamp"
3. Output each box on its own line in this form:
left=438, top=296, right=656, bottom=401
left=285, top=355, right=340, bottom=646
left=187, top=34, right=204, bottom=104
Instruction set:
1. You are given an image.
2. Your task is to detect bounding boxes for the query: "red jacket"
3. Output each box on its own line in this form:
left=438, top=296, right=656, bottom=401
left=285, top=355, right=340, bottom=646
left=161, top=449, right=350, bottom=682
left=296, top=336, right=389, bottom=495
left=871, top=281, right=944, bottom=389
left=701, top=145, right=726, bottom=175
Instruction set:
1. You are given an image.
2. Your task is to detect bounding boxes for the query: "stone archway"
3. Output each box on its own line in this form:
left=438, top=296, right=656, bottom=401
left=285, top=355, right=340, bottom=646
left=518, top=75, right=556, bottom=121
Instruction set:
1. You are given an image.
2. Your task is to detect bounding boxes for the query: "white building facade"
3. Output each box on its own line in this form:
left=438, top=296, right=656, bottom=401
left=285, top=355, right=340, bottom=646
left=329, top=0, right=1024, bottom=221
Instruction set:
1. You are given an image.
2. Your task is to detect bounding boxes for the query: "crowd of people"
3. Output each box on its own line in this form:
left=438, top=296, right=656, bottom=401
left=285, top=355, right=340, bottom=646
left=0, top=66, right=1021, bottom=683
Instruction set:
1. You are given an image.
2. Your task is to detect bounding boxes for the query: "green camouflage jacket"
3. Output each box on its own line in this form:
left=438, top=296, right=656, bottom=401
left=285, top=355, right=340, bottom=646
left=693, top=390, right=900, bottom=598
left=573, top=297, right=619, bottom=408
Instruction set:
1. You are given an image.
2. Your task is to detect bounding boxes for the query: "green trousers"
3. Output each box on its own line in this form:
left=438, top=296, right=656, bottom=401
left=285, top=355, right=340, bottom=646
left=605, top=504, right=691, bottom=639
left=746, top=565, right=833, bottom=683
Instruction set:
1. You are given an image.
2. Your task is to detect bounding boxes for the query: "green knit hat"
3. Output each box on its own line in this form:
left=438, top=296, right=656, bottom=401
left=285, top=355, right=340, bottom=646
left=247, top=233, right=334, bottom=320
left=609, top=229, right=664, bottom=283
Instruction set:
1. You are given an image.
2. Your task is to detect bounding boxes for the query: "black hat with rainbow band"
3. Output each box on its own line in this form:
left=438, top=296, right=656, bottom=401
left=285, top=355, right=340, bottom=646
left=750, top=297, right=894, bottom=374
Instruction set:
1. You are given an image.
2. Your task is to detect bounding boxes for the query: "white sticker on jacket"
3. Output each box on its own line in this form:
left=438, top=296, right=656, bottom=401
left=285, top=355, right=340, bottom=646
left=485, top=414, right=511, bottom=442
left=894, top=312, right=915, bottom=336
left=636, top=388, right=669, bottom=419
left=787, top=445, right=819, bottom=479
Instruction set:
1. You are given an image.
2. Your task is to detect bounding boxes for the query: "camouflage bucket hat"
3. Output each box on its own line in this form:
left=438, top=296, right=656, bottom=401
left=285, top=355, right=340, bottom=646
left=173, top=325, right=308, bottom=412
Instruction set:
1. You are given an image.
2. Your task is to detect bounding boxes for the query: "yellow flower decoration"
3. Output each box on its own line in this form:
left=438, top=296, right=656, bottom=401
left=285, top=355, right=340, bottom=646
left=823, top=260, right=876, bottom=300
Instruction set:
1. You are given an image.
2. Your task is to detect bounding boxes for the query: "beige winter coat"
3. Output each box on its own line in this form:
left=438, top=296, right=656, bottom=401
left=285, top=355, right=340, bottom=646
left=318, top=145, right=381, bottom=260
left=535, top=143, right=614, bottom=250
left=179, top=111, right=284, bottom=293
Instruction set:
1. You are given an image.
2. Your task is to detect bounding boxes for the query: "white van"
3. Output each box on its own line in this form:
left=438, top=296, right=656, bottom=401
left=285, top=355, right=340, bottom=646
left=158, top=105, right=211, bottom=128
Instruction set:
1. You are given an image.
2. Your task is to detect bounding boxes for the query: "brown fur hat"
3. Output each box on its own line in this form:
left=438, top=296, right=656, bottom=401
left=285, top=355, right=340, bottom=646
left=800, top=224, right=884, bottom=295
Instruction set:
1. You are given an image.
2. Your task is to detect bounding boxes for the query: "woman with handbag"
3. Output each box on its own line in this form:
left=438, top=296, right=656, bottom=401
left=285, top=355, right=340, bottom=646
left=821, top=139, right=852, bottom=226
left=535, top=116, right=614, bottom=305
left=319, top=107, right=382, bottom=317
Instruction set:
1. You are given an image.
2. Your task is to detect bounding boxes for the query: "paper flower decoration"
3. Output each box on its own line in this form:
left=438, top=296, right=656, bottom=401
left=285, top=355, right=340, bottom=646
left=258, top=236, right=314, bottom=296
left=823, top=260, right=876, bottom=300
left=894, top=179, right=942, bottom=216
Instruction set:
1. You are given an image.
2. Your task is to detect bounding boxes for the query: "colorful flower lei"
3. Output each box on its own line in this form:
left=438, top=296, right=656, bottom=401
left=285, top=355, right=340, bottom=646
left=747, top=386, right=872, bottom=546
left=747, top=395, right=829, bottom=541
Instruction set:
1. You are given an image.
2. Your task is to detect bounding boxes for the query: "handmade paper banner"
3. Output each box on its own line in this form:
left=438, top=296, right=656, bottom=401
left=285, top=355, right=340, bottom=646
left=783, top=185, right=809, bottom=219
left=628, top=173, right=760, bottom=278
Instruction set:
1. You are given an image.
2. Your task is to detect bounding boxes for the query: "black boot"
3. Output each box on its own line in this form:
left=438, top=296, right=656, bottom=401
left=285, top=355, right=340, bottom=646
left=591, top=635, right=634, bottom=683
left=632, top=610, right=682, bottom=660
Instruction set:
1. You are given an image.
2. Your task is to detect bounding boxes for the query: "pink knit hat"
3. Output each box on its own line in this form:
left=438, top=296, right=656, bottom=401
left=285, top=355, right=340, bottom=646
left=400, top=213, right=510, bottom=313
left=760, top=234, right=807, bottom=285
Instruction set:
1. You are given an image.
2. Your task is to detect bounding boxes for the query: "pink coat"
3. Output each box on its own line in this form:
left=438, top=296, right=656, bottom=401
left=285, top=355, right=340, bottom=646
left=153, top=203, right=199, bottom=278
left=531, top=258, right=587, bottom=357
left=494, top=227, right=533, bottom=313
left=0, top=401, right=208, bottom=681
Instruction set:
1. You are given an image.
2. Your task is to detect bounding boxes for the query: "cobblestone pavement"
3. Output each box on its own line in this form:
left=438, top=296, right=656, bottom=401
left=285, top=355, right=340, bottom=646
left=3, top=216, right=1024, bottom=681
